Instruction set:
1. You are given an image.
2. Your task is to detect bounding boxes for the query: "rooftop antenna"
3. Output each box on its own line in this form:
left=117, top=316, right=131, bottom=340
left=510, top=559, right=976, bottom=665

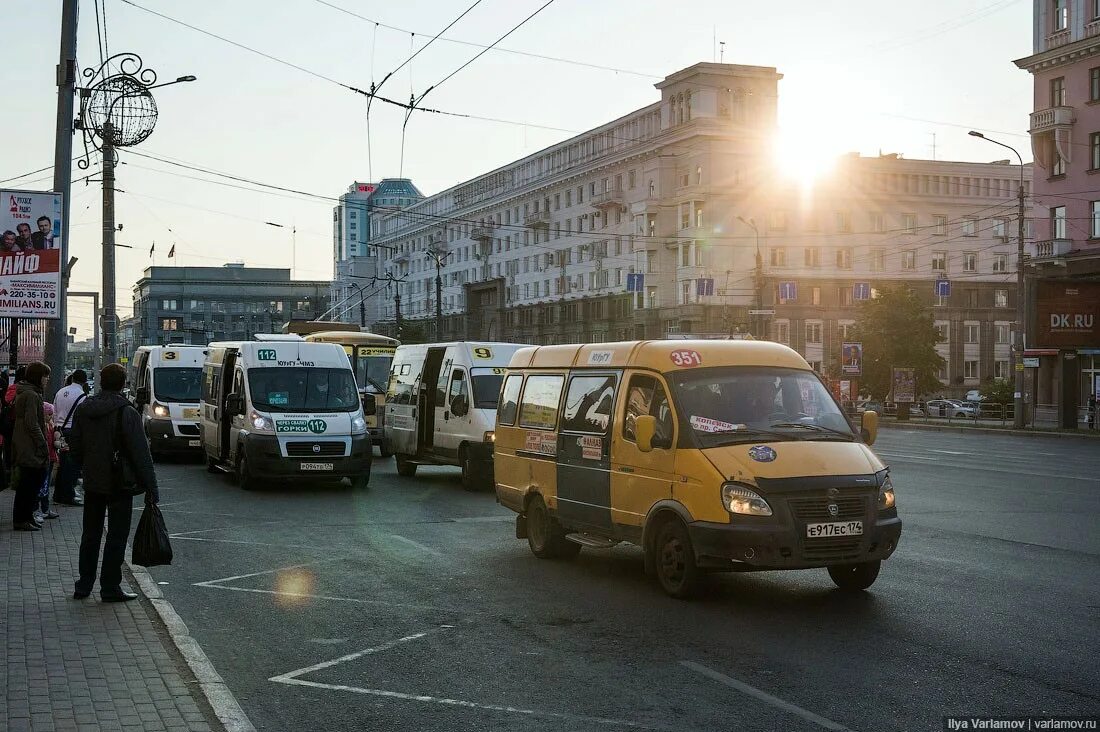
left=931, top=132, right=937, bottom=161
left=720, top=41, right=726, bottom=63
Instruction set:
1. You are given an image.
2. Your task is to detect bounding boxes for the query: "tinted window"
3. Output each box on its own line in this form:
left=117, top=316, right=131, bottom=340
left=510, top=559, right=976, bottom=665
left=561, top=375, right=616, bottom=435
left=248, top=368, right=359, bottom=412
left=623, top=375, right=674, bottom=448
left=498, top=374, right=522, bottom=426
left=519, top=375, right=564, bottom=429
left=470, top=368, right=506, bottom=409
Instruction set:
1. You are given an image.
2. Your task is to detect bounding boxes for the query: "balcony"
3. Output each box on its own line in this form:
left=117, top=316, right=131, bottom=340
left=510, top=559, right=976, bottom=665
left=590, top=188, right=624, bottom=211
left=392, top=251, right=409, bottom=264
left=524, top=209, right=550, bottom=228
left=1045, top=28, right=1072, bottom=49
left=1089, top=19, right=1100, bottom=38
left=470, top=224, right=497, bottom=241
left=1029, top=239, right=1073, bottom=260
left=1029, top=106, right=1074, bottom=135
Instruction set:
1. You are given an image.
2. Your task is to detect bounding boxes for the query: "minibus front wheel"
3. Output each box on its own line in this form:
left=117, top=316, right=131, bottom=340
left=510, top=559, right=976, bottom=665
left=525, top=495, right=580, bottom=560
left=652, top=519, right=703, bottom=599
left=827, top=560, right=881, bottom=591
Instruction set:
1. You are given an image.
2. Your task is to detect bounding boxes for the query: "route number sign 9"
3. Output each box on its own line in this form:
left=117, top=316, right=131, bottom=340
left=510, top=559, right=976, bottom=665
left=669, top=350, right=702, bottom=367
left=473, top=347, right=493, bottom=359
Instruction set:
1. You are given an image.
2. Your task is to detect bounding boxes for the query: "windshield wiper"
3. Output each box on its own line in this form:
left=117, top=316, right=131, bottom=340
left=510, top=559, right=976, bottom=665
left=364, top=376, right=386, bottom=393
left=704, top=427, right=797, bottom=441
left=768, top=422, right=855, bottom=440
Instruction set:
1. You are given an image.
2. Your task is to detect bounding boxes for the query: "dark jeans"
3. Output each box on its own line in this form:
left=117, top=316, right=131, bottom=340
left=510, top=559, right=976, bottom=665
left=77, top=493, right=134, bottom=594
left=54, top=432, right=80, bottom=502
left=13, top=465, right=45, bottom=525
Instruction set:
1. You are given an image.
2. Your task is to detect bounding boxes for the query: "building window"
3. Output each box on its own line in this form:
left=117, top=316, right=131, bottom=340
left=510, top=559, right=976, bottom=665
left=836, top=248, right=852, bottom=269
left=962, top=217, right=978, bottom=236
left=933, top=214, right=947, bottom=236
left=770, top=247, right=787, bottom=267
left=963, top=252, right=977, bottom=272
left=871, top=249, right=885, bottom=271
left=995, top=289, right=1009, bottom=308
left=161, top=318, right=178, bottom=331
left=1092, top=67, right=1100, bottom=102
left=769, top=211, right=788, bottom=231
left=804, top=247, right=821, bottom=267
left=936, top=323, right=949, bottom=342
left=932, top=251, right=947, bottom=270
left=992, top=253, right=1008, bottom=272
left=834, top=211, right=852, bottom=233
left=1091, top=133, right=1100, bottom=170
left=965, top=324, right=980, bottom=344
left=811, top=287, right=821, bottom=306
left=994, top=361, right=1009, bottom=380
left=628, top=170, right=636, bottom=189
left=1092, top=201, right=1100, bottom=238
left=903, top=213, right=917, bottom=234
left=993, top=218, right=1008, bottom=239
left=966, top=290, right=979, bottom=308
left=995, top=323, right=1010, bottom=343
left=838, top=287, right=853, bottom=306
left=694, top=202, right=704, bottom=228
left=774, top=321, right=790, bottom=344
left=1052, top=205, right=1067, bottom=238
left=1051, top=75, right=1066, bottom=106
left=805, top=322, right=822, bottom=344
left=964, top=360, right=979, bottom=380
left=871, top=213, right=886, bottom=233
left=902, top=251, right=916, bottom=270
left=161, top=299, right=177, bottom=310
left=1052, top=0, right=1068, bottom=31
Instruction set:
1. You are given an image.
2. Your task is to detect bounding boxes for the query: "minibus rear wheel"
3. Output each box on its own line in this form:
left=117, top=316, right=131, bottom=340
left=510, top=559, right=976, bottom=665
left=653, top=519, right=703, bottom=599
left=827, top=560, right=881, bottom=591
left=525, top=495, right=580, bottom=560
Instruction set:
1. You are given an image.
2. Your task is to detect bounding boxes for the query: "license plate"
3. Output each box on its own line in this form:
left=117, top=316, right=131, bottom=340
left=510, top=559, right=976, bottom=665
left=806, top=521, right=863, bottom=538
left=187, top=440, right=200, bottom=447
left=183, top=408, right=200, bottom=419
left=300, top=462, right=334, bottom=471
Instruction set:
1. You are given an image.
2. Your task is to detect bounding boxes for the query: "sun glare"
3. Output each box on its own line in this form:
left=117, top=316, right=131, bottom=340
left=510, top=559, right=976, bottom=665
left=773, top=127, right=843, bottom=183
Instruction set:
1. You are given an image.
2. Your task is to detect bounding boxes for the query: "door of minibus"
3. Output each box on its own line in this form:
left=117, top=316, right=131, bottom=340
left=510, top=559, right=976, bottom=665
left=418, top=347, right=446, bottom=450
left=555, top=372, right=618, bottom=531
left=218, top=352, right=238, bottom=461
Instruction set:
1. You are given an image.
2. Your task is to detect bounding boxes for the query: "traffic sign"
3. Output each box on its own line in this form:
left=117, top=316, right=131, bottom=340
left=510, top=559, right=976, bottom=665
left=853, top=282, right=871, bottom=300
left=779, top=282, right=797, bottom=301
left=935, top=279, right=951, bottom=298
left=626, top=273, right=644, bottom=292
left=696, top=278, right=715, bottom=297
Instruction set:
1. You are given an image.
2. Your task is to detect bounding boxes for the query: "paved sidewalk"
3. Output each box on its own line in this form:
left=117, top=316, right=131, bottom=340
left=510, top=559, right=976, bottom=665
left=0, top=491, right=221, bottom=732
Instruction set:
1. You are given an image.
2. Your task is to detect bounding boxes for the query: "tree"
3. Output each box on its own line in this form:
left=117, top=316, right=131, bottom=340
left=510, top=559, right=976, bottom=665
left=850, top=285, right=945, bottom=402
left=980, top=378, right=1014, bottom=406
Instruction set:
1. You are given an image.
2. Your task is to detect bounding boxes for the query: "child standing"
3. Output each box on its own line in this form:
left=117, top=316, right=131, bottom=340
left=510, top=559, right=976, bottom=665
left=35, top=402, right=60, bottom=521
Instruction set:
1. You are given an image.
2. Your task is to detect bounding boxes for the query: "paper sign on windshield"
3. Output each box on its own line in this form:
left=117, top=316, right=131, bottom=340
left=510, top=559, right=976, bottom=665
left=690, top=415, right=744, bottom=433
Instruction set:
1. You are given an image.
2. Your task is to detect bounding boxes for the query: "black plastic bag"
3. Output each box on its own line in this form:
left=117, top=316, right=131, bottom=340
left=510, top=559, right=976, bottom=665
left=132, top=500, right=173, bottom=567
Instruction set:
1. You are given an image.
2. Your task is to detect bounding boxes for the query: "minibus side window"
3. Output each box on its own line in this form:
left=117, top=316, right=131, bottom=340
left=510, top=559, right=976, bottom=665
left=623, top=375, right=674, bottom=449
left=518, top=375, right=564, bottom=430
left=448, top=369, right=469, bottom=415
left=561, top=375, right=616, bottom=435
left=498, top=374, right=523, bottom=426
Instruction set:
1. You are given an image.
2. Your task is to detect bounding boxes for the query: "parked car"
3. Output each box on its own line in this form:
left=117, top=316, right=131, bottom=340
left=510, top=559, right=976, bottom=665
left=926, top=399, right=978, bottom=418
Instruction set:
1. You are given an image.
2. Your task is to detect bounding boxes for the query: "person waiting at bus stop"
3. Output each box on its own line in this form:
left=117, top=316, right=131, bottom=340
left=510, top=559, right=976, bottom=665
left=52, top=369, right=89, bottom=506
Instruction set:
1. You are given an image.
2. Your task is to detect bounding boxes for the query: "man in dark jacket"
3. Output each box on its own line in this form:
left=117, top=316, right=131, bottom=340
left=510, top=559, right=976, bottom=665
left=70, top=363, right=159, bottom=602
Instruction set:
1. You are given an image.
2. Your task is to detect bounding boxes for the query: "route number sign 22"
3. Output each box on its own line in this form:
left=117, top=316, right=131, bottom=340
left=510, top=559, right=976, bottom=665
left=670, top=350, right=702, bottom=367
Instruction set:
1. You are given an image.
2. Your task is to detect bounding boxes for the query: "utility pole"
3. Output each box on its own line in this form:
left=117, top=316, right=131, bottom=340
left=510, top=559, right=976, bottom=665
left=8, top=319, right=19, bottom=372
left=394, top=284, right=402, bottom=336
left=968, top=131, right=1027, bottom=429
left=435, top=258, right=443, bottom=340
left=44, top=0, right=79, bottom=393
left=101, top=123, right=117, bottom=364
left=738, top=216, right=762, bottom=339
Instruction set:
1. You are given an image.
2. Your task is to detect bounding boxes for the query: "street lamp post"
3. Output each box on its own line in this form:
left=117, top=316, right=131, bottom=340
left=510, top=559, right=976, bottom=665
left=968, top=130, right=1027, bottom=429
left=737, top=216, right=763, bottom=339
left=349, top=282, right=367, bottom=328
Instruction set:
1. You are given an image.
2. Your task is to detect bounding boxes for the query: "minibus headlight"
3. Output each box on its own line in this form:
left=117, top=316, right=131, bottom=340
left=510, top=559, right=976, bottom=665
left=351, top=415, right=367, bottom=434
left=722, top=483, right=773, bottom=517
left=878, top=474, right=896, bottom=511
left=250, top=412, right=275, bottom=432
left=484, top=431, right=495, bottom=443
left=152, top=403, right=170, bottom=419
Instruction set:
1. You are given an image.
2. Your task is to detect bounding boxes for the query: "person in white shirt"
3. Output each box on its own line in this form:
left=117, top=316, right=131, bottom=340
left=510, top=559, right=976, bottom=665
left=52, top=369, right=89, bottom=505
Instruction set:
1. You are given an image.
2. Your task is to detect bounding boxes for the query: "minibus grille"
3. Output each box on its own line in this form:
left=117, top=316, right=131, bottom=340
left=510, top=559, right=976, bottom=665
left=787, top=495, right=867, bottom=523
left=802, top=536, right=863, bottom=562
left=177, top=424, right=200, bottom=436
left=286, top=441, right=347, bottom=457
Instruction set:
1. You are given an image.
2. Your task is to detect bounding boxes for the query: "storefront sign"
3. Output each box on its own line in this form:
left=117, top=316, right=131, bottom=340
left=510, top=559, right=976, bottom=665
left=1036, top=281, right=1100, bottom=348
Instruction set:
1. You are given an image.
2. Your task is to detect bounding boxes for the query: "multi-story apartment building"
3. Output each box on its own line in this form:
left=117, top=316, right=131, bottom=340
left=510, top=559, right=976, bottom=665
left=1015, top=0, right=1100, bottom=426
left=365, top=61, right=1029, bottom=397
left=331, top=179, right=422, bottom=324
left=131, top=264, right=331, bottom=348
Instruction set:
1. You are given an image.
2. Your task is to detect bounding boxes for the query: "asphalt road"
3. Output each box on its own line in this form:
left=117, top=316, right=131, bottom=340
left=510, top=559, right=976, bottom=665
left=141, top=430, right=1100, bottom=732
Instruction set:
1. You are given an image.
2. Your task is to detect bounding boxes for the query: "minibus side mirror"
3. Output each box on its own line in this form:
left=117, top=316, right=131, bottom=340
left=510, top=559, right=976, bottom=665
left=635, top=415, right=657, bottom=453
left=226, top=393, right=245, bottom=416
left=361, top=396, right=376, bottom=416
left=135, top=387, right=150, bottom=405
left=861, top=410, right=879, bottom=446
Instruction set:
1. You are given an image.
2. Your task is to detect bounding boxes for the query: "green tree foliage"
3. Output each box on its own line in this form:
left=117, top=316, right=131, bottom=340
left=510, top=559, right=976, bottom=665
left=980, top=378, right=1014, bottom=406
left=850, top=285, right=945, bottom=401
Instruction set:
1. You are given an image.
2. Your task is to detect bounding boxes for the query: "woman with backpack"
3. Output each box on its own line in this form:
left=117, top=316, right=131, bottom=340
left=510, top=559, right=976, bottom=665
left=11, top=362, right=51, bottom=531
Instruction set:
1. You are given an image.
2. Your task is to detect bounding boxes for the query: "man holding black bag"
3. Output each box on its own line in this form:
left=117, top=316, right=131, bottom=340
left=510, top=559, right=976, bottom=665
left=69, top=363, right=160, bottom=602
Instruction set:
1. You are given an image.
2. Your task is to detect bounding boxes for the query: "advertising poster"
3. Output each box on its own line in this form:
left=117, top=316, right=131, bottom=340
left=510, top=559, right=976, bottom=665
left=0, top=189, right=63, bottom=320
left=841, top=342, right=863, bottom=375
left=1035, top=280, right=1100, bottom=348
left=892, top=367, right=916, bottom=403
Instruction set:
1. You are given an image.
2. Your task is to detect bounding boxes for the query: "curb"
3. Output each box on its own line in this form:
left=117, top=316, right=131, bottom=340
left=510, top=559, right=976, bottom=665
left=881, top=421, right=1100, bottom=440
left=128, top=561, right=257, bottom=732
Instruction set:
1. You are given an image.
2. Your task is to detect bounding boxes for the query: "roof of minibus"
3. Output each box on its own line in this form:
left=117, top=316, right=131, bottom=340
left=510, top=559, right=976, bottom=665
left=208, top=340, right=351, bottom=368
left=508, top=340, right=812, bottom=371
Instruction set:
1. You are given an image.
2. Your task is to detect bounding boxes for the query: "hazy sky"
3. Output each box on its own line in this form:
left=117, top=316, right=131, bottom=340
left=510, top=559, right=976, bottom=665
left=3, top=0, right=1034, bottom=339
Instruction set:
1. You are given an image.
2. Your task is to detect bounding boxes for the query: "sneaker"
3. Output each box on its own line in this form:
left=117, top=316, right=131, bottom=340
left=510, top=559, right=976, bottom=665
left=43, top=510, right=60, bottom=519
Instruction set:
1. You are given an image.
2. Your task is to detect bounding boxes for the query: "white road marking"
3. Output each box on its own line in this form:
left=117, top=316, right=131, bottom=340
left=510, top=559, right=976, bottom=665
left=681, top=661, right=856, bottom=732
left=195, top=561, right=322, bottom=587
left=171, top=536, right=324, bottom=550
left=270, top=628, right=689, bottom=731
left=389, top=534, right=444, bottom=557
left=876, top=453, right=1096, bottom=481
left=452, top=515, right=513, bottom=523
left=170, top=519, right=288, bottom=538
left=928, top=449, right=973, bottom=455
left=198, top=584, right=453, bottom=612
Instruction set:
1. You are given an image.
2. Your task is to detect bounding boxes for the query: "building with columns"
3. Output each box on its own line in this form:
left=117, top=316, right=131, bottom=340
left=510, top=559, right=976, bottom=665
left=364, top=61, right=1030, bottom=398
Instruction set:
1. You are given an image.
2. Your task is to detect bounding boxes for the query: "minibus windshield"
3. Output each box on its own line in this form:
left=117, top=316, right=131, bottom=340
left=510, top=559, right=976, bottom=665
left=470, top=369, right=504, bottom=409
left=356, top=355, right=392, bottom=394
left=669, top=367, right=856, bottom=444
left=248, top=368, right=359, bottom=412
left=153, top=368, right=202, bottom=403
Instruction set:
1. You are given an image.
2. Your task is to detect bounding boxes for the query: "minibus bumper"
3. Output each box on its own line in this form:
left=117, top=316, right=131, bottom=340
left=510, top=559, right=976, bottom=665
left=145, top=419, right=202, bottom=453
left=242, top=434, right=372, bottom=480
left=688, top=515, right=902, bottom=570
